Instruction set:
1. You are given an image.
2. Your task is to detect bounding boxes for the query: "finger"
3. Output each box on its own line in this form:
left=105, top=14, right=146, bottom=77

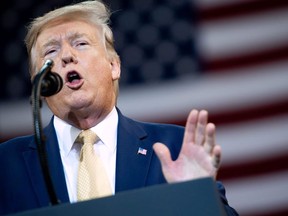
left=182, top=109, right=198, bottom=146
left=153, top=142, right=172, bottom=168
left=204, top=123, right=216, bottom=153
left=195, top=110, right=208, bottom=146
left=212, top=145, right=221, bottom=169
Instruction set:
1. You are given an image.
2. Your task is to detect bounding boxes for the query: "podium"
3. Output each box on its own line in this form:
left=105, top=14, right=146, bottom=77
left=11, top=177, right=227, bottom=216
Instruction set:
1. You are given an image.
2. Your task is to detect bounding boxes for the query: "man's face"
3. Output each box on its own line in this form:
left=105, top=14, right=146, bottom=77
left=33, top=20, right=120, bottom=127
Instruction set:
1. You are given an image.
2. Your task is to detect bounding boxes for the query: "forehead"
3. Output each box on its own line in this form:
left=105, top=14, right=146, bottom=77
left=36, top=20, right=103, bottom=46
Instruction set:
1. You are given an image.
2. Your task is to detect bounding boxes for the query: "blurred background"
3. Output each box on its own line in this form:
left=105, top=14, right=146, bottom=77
left=1, top=0, right=288, bottom=215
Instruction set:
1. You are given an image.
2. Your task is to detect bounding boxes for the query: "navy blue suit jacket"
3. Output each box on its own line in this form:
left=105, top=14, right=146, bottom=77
left=0, top=109, right=238, bottom=215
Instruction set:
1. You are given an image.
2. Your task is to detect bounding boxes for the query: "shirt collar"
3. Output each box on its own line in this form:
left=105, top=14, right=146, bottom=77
left=54, top=107, right=118, bottom=157
left=90, top=107, right=118, bottom=152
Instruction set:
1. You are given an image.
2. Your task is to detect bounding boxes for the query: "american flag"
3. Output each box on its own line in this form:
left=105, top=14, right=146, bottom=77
left=137, top=147, right=147, bottom=156
left=1, top=0, right=288, bottom=216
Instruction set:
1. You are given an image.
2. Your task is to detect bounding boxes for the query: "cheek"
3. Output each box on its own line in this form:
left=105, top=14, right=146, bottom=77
left=45, top=93, right=61, bottom=104
left=90, top=61, right=113, bottom=81
left=49, top=58, right=64, bottom=75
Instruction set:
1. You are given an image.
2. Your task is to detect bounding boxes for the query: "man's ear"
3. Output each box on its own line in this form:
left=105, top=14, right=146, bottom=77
left=110, top=59, right=121, bottom=80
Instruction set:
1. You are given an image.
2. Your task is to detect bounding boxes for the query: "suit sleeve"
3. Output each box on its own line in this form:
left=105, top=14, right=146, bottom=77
left=216, top=181, right=239, bottom=216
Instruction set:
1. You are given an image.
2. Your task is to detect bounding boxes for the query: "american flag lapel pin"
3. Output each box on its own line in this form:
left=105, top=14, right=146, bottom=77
left=137, top=147, right=147, bottom=155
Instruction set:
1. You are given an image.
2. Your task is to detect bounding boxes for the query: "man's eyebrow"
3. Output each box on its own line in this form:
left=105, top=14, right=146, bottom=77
left=41, top=33, right=89, bottom=50
left=42, top=39, right=60, bottom=49
left=68, top=32, right=88, bottom=41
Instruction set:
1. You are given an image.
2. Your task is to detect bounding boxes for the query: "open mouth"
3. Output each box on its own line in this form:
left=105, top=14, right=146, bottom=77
left=65, top=71, right=84, bottom=89
left=66, top=71, right=81, bottom=83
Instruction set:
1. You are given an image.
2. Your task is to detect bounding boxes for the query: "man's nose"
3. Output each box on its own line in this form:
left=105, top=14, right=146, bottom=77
left=61, top=46, right=78, bottom=66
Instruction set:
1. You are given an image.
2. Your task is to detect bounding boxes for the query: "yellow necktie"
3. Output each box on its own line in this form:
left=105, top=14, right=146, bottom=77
left=77, top=129, right=112, bottom=201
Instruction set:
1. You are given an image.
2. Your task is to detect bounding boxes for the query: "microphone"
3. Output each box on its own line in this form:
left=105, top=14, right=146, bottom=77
left=41, top=71, right=63, bottom=97
left=38, top=59, right=63, bottom=97
left=30, top=59, right=62, bottom=205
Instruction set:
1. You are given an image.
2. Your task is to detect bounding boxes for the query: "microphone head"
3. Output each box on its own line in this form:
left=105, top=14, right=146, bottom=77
left=41, top=72, right=63, bottom=97
left=44, top=59, right=53, bottom=68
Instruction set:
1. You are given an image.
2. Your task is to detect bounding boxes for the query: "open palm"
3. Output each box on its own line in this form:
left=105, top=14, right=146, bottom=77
left=153, top=109, right=221, bottom=183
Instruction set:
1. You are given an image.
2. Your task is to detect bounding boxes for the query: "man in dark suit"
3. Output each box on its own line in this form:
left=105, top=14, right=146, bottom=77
left=0, top=0, right=238, bottom=215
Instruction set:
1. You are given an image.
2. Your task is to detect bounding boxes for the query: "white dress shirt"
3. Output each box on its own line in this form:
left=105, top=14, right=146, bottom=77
left=54, top=107, right=118, bottom=203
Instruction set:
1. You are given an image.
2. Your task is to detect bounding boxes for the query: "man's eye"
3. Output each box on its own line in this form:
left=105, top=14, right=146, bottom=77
left=45, top=49, right=56, bottom=56
left=76, top=41, right=88, bottom=46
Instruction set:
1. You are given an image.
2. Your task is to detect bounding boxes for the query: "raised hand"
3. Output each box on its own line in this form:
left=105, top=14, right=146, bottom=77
left=153, top=109, right=221, bottom=183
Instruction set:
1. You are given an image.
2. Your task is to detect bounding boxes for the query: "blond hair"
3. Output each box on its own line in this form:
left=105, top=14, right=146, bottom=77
left=25, top=0, right=120, bottom=94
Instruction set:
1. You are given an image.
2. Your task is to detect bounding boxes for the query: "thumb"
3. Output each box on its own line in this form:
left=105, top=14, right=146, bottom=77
left=153, top=142, right=172, bottom=168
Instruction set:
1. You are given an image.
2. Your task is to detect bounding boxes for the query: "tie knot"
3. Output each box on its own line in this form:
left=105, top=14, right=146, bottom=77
left=78, top=129, right=98, bottom=146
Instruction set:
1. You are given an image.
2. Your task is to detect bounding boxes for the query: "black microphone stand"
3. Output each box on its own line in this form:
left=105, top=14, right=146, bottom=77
left=30, top=60, right=61, bottom=206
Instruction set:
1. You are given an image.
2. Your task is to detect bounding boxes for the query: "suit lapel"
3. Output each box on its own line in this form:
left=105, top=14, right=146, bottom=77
left=22, top=148, right=51, bottom=206
left=23, top=111, right=155, bottom=201
left=115, top=110, right=153, bottom=192
left=22, top=119, right=69, bottom=206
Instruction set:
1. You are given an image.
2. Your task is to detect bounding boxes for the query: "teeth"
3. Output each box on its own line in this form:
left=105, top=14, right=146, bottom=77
left=67, top=72, right=80, bottom=83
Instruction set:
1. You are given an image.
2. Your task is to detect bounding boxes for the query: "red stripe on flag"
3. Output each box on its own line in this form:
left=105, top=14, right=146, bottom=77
left=201, top=43, right=288, bottom=72
left=198, top=0, right=288, bottom=22
left=218, top=151, right=288, bottom=181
